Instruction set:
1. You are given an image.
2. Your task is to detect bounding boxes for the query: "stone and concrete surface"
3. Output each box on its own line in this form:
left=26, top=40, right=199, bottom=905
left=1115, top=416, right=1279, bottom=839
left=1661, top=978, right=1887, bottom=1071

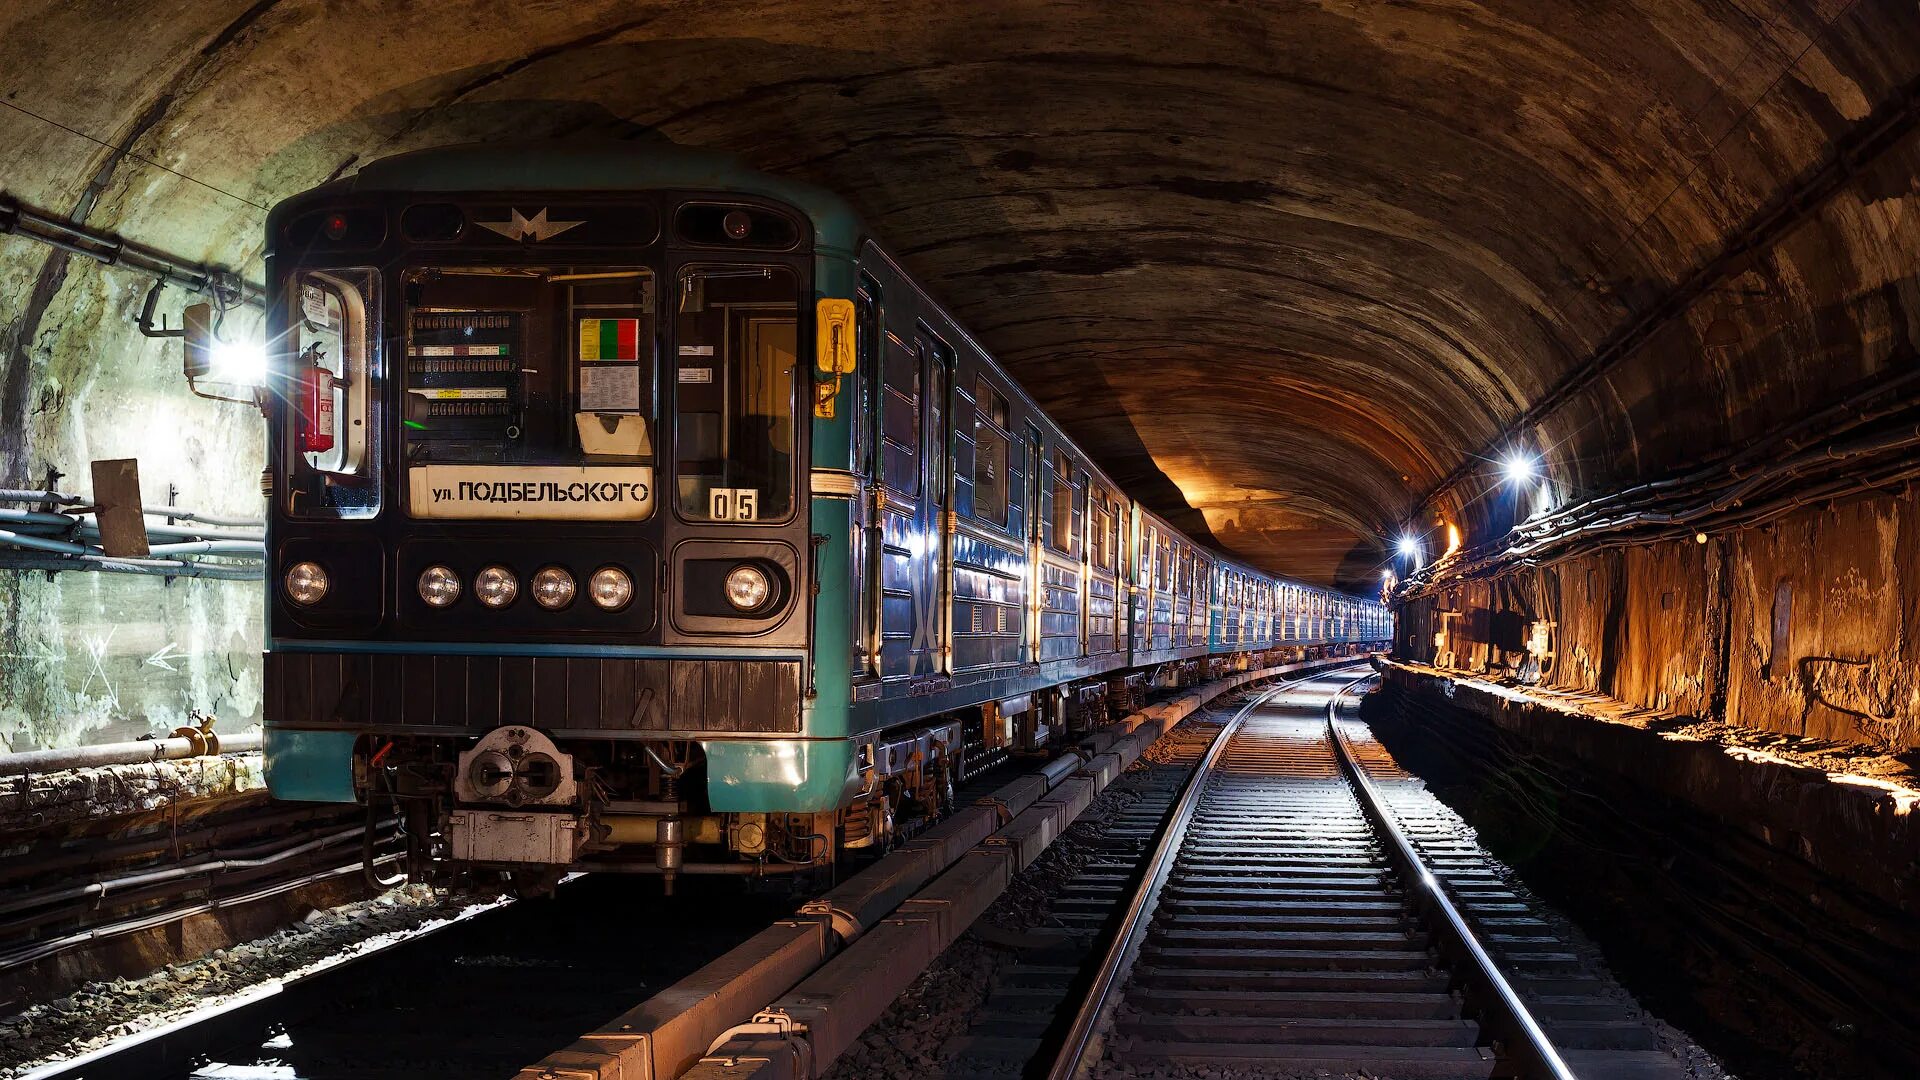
left=1372, top=660, right=1920, bottom=1079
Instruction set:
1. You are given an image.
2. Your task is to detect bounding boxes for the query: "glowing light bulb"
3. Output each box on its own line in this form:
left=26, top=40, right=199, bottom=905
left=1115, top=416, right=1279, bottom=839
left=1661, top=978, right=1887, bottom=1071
left=1501, top=452, right=1538, bottom=485
left=1396, top=534, right=1420, bottom=558
left=207, top=337, right=268, bottom=385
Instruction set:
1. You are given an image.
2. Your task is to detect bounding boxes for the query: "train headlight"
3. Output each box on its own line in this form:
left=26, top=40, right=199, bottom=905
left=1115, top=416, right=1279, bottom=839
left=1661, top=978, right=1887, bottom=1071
left=284, top=561, right=328, bottom=606
left=475, top=565, right=519, bottom=608
left=418, top=565, right=461, bottom=607
left=725, top=565, right=770, bottom=611
left=589, top=566, right=633, bottom=611
left=532, top=566, right=576, bottom=610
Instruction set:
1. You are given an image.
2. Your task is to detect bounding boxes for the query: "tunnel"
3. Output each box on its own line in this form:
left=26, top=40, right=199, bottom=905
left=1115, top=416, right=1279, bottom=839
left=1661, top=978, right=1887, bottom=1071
left=1, top=3, right=1917, bottom=1078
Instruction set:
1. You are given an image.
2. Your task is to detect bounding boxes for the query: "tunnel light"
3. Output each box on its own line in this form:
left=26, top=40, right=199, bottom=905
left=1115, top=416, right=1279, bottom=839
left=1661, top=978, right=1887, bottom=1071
left=207, top=337, right=269, bottom=385
left=1395, top=534, right=1420, bottom=559
left=1500, top=452, right=1538, bottom=485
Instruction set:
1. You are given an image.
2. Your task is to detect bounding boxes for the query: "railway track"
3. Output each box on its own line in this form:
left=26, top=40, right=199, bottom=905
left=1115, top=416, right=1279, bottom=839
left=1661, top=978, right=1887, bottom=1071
left=1046, top=671, right=1693, bottom=1080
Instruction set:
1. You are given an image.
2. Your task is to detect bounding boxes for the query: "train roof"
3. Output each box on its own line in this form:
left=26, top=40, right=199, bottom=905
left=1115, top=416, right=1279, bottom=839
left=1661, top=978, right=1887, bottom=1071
left=272, top=140, right=868, bottom=256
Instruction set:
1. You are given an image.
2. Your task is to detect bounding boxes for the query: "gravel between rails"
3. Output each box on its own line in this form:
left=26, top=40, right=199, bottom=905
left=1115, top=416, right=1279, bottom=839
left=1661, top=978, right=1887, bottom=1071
left=0, top=884, right=484, bottom=1078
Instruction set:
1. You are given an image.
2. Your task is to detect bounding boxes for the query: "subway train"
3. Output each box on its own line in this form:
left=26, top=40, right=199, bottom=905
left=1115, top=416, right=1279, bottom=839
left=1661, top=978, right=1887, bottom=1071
left=257, top=142, right=1390, bottom=890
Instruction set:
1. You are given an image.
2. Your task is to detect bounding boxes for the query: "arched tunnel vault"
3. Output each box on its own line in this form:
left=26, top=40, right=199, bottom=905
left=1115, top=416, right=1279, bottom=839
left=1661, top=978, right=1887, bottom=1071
left=3, top=1, right=1920, bottom=742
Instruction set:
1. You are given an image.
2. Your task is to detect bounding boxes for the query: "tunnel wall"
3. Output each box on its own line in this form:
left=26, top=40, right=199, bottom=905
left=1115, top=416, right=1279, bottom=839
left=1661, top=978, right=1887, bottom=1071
left=1398, top=489, right=1920, bottom=749
left=0, top=258, right=266, bottom=753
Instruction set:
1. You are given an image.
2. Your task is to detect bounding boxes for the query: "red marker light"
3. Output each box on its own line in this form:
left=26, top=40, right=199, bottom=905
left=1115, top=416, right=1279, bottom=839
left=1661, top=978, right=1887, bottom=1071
left=323, top=213, right=350, bottom=241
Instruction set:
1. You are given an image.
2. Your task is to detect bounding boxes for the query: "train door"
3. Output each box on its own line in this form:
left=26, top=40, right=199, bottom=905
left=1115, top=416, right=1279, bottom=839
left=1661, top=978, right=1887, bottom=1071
left=1024, top=422, right=1044, bottom=664
left=874, top=326, right=921, bottom=679
left=917, top=330, right=952, bottom=675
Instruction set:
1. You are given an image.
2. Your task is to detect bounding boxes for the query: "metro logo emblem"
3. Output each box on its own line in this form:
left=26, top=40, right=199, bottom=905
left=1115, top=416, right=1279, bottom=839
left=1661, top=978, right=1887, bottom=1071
left=474, top=208, right=585, bottom=243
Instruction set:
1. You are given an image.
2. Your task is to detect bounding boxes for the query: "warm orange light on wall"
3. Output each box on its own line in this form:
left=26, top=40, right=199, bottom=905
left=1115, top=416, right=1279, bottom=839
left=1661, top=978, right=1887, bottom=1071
left=1445, top=522, right=1461, bottom=555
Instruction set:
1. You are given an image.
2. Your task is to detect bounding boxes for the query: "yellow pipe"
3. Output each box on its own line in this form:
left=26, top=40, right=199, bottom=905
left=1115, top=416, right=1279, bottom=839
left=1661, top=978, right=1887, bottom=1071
left=602, top=814, right=724, bottom=846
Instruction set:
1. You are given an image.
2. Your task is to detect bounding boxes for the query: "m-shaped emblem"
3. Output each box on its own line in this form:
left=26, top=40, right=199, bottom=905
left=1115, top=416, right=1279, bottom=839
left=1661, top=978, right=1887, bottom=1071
left=475, top=208, right=585, bottom=243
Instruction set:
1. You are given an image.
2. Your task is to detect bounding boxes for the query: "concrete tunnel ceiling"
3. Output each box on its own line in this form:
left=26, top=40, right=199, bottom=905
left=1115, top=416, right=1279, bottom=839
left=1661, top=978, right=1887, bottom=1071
left=4, top=1, right=1920, bottom=593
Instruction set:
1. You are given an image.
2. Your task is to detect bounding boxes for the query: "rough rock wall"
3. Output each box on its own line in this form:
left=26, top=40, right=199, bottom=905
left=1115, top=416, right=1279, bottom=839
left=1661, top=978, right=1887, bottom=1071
left=1400, top=489, right=1920, bottom=748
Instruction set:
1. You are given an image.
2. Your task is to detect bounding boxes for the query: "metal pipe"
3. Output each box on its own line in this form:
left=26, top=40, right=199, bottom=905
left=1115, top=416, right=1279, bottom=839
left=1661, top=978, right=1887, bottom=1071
left=4, top=518, right=265, bottom=544
left=0, top=820, right=361, bottom=919
left=0, top=730, right=262, bottom=778
left=0, top=553, right=262, bottom=580
left=144, top=540, right=264, bottom=557
left=641, top=742, right=686, bottom=778
left=0, top=193, right=266, bottom=307
left=0, top=854, right=401, bottom=975
left=600, top=814, right=725, bottom=846
left=0, top=489, right=263, bottom=528
left=0, top=527, right=86, bottom=555
left=573, top=859, right=807, bottom=876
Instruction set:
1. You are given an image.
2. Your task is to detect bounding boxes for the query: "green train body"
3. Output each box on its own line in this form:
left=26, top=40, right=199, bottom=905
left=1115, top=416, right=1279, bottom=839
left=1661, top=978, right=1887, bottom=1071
left=259, top=143, right=1389, bottom=888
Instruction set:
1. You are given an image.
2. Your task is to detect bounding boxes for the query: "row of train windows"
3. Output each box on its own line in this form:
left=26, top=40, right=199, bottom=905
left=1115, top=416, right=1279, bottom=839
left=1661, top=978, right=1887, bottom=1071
left=861, top=283, right=1099, bottom=559
left=856, top=283, right=1374, bottom=620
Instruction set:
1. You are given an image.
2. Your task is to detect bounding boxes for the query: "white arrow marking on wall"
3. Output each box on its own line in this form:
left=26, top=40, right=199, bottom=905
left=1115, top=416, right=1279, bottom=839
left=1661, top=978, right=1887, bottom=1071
left=144, top=642, right=185, bottom=671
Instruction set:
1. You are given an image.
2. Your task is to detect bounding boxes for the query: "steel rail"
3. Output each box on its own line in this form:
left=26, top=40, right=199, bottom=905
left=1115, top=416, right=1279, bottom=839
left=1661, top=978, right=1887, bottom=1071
left=1327, top=676, right=1577, bottom=1080
left=1044, top=664, right=1372, bottom=1080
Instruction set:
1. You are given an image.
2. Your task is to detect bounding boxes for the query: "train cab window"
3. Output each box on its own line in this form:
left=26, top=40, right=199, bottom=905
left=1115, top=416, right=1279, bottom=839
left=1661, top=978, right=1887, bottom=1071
left=674, top=265, right=798, bottom=521
left=398, top=265, right=656, bottom=519
left=285, top=268, right=381, bottom=519
left=1049, top=449, right=1077, bottom=555
left=973, top=376, right=1011, bottom=527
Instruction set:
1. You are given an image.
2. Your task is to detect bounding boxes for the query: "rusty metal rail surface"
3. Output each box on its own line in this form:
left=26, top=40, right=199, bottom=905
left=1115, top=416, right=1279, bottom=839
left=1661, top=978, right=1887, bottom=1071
left=1046, top=672, right=1600, bottom=1080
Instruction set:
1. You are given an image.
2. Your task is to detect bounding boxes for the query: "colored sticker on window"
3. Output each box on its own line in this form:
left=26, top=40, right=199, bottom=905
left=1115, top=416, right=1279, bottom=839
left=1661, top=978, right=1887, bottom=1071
left=579, top=318, right=640, bottom=361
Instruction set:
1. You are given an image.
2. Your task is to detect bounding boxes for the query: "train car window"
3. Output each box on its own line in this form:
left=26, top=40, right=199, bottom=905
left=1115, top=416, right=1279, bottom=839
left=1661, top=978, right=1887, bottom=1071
left=674, top=265, right=798, bottom=521
left=285, top=268, right=381, bottom=519
left=1048, top=449, right=1075, bottom=554
left=1092, top=499, right=1111, bottom=569
left=398, top=265, right=656, bottom=520
left=973, top=376, right=1010, bottom=527
left=880, top=336, right=919, bottom=496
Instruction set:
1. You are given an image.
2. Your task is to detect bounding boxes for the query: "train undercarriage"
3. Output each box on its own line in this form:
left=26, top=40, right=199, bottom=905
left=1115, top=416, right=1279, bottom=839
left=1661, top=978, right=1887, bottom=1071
left=362, top=646, right=1354, bottom=894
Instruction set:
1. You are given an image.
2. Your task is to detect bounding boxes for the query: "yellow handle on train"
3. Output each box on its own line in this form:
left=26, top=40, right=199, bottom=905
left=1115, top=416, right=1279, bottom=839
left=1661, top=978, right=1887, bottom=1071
left=814, top=297, right=857, bottom=417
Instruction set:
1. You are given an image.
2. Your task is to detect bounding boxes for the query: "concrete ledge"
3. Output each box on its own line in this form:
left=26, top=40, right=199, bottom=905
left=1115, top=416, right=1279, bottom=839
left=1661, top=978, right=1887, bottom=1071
left=1380, top=660, right=1920, bottom=913
left=1, top=751, right=266, bottom=837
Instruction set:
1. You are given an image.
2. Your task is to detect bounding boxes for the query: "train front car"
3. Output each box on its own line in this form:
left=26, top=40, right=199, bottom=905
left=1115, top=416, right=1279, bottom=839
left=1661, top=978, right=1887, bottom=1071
left=259, top=145, right=878, bottom=892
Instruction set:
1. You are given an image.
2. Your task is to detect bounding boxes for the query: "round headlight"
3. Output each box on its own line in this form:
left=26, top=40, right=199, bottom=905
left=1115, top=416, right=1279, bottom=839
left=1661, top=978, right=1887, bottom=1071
left=418, top=565, right=460, bottom=608
left=725, top=565, right=771, bottom=611
left=589, top=566, right=633, bottom=611
left=532, top=566, right=576, bottom=610
left=284, top=561, right=328, bottom=606
left=475, top=565, right=519, bottom=608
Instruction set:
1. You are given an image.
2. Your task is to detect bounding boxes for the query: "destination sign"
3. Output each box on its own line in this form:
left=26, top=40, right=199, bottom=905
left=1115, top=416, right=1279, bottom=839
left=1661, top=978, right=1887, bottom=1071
left=408, top=465, right=654, bottom=521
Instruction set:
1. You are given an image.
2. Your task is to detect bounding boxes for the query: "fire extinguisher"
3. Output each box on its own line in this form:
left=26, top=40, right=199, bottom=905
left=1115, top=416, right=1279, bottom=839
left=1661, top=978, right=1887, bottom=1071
left=297, top=344, right=335, bottom=454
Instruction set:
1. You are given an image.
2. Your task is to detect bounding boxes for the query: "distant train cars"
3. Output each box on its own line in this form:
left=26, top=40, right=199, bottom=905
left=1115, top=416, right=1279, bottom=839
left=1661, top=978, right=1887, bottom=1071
left=259, top=143, right=1390, bottom=890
